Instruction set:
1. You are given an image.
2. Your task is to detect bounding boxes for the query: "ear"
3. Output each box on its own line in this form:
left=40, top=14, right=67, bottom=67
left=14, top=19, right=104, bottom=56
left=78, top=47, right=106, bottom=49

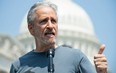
left=28, top=24, right=34, bottom=35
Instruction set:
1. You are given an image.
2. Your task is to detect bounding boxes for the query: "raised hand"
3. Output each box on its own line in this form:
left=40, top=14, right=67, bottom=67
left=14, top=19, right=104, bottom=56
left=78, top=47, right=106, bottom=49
left=94, top=44, right=108, bottom=73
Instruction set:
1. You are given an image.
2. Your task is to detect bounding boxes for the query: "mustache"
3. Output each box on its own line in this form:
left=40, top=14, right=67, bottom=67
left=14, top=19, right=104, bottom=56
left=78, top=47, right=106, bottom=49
left=44, top=29, right=55, bottom=35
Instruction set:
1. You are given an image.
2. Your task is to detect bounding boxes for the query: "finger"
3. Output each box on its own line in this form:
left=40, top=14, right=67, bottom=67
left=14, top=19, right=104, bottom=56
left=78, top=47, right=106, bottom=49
left=95, top=61, right=107, bottom=66
left=94, top=57, right=107, bottom=62
left=98, top=44, right=105, bottom=54
left=94, top=54, right=105, bottom=59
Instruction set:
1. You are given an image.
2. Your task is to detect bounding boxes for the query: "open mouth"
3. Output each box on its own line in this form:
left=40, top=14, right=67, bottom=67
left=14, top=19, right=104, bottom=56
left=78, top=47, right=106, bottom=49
left=44, top=32, right=55, bottom=37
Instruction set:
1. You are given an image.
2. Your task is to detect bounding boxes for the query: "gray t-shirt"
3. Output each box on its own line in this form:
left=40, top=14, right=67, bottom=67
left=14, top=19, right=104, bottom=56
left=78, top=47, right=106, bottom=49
left=10, top=46, right=96, bottom=73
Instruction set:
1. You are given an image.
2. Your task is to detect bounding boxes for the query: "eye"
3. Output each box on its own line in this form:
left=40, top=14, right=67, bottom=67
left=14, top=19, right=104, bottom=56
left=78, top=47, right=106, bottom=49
left=51, top=18, right=57, bottom=24
left=39, top=18, right=48, bottom=25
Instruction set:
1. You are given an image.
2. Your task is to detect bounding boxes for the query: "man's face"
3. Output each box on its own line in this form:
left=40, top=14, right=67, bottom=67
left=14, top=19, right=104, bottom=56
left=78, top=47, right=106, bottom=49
left=29, top=6, right=58, bottom=47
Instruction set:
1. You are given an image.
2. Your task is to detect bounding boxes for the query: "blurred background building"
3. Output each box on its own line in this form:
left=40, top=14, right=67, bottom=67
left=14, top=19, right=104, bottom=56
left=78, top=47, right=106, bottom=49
left=0, top=0, right=103, bottom=73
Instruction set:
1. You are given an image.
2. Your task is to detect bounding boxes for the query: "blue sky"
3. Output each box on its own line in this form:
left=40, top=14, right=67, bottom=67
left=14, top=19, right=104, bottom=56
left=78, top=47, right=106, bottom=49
left=0, top=0, right=116, bottom=73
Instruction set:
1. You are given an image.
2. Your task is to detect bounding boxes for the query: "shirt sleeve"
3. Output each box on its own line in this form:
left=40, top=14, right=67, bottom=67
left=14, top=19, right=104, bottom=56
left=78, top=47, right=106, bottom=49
left=78, top=51, right=96, bottom=73
left=10, top=59, right=20, bottom=73
left=10, top=64, right=17, bottom=73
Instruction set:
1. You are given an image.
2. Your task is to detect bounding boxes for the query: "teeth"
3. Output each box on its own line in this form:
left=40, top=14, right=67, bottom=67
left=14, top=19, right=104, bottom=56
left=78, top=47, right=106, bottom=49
left=45, top=33, right=54, bottom=35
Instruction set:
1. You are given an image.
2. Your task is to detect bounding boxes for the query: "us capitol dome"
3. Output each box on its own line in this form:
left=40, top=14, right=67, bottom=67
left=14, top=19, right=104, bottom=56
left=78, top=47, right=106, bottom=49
left=0, top=0, right=101, bottom=72
left=17, top=0, right=101, bottom=63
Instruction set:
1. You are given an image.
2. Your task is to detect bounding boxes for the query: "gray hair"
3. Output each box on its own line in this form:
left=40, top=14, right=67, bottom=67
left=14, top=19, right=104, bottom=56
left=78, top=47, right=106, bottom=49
left=27, top=1, right=57, bottom=25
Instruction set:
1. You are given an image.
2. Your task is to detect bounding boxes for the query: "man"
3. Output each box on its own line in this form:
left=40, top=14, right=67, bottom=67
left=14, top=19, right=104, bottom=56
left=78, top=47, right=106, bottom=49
left=10, top=1, right=107, bottom=73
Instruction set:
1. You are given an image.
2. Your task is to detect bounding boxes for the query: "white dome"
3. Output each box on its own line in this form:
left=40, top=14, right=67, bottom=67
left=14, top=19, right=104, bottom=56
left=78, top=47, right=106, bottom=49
left=19, top=0, right=95, bottom=36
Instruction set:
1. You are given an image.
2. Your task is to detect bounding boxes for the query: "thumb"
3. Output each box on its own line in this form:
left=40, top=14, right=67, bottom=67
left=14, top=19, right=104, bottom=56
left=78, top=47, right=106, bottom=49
left=98, top=44, right=105, bottom=54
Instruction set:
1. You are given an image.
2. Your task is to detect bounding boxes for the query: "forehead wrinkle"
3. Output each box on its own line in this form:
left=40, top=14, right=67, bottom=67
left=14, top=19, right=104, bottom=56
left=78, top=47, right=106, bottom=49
left=34, top=7, right=57, bottom=21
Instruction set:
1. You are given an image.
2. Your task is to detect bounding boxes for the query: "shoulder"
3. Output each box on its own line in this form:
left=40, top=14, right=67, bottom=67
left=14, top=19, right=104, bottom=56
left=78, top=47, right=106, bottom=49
left=59, top=45, right=83, bottom=54
left=57, top=45, right=85, bottom=58
left=19, top=50, right=33, bottom=59
left=10, top=58, right=20, bottom=72
left=11, top=51, right=33, bottom=67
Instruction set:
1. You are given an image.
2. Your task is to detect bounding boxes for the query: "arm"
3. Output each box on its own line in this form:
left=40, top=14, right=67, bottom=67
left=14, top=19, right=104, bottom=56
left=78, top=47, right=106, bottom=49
left=10, top=64, right=17, bottom=73
left=94, top=44, right=108, bottom=73
left=10, top=59, right=20, bottom=73
left=78, top=51, right=96, bottom=73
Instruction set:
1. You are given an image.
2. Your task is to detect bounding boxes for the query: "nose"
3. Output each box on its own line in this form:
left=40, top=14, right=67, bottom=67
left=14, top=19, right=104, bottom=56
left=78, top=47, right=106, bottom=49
left=47, top=20, right=53, bottom=28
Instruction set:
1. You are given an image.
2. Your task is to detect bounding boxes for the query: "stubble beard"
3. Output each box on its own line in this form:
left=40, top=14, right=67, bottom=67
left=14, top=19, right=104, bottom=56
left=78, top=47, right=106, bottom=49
left=35, top=34, right=56, bottom=50
left=41, top=37, right=56, bottom=49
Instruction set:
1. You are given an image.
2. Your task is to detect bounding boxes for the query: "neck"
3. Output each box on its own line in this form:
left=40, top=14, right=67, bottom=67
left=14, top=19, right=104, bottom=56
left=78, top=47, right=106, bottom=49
left=35, top=43, right=57, bottom=52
